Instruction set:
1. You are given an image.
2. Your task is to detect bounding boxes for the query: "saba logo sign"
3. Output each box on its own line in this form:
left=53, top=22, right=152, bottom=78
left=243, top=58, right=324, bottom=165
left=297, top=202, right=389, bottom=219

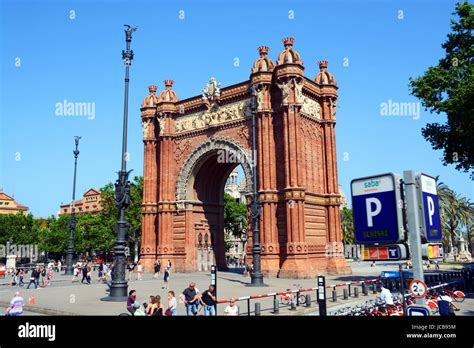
left=364, top=179, right=382, bottom=189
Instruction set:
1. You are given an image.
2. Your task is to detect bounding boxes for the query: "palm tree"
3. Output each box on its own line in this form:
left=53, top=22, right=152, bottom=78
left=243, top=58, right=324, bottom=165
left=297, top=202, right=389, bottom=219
left=437, top=179, right=473, bottom=260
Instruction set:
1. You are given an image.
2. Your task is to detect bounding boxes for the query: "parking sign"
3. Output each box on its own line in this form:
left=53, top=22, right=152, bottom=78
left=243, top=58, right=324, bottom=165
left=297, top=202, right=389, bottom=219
left=351, top=173, right=405, bottom=244
left=418, top=174, right=442, bottom=242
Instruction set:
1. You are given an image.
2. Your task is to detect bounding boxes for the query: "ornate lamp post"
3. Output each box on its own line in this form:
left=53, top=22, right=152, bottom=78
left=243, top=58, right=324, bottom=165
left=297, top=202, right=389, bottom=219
left=64, top=136, right=81, bottom=275
left=104, top=24, right=137, bottom=301
left=248, top=84, right=265, bottom=286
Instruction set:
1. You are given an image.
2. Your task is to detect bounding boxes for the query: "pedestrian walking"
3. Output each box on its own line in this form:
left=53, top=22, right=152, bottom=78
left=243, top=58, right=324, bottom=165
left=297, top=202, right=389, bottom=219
left=200, top=284, right=217, bottom=316
left=153, top=260, right=161, bottom=279
left=81, top=263, right=90, bottom=284
left=127, top=262, right=135, bottom=281
left=57, top=260, right=62, bottom=272
left=47, top=268, right=53, bottom=286
left=5, top=292, right=24, bottom=316
left=166, top=291, right=177, bottom=316
left=166, top=259, right=172, bottom=272
left=136, top=262, right=143, bottom=281
left=72, top=265, right=80, bottom=282
left=162, top=268, right=170, bottom=289
left=26, top=268, right=39, bottom=289
left=182, top=282, right=200, bottom=316
left=18, top=269, right=25, bottom=287
left=98, top=263, right=104, bottom=281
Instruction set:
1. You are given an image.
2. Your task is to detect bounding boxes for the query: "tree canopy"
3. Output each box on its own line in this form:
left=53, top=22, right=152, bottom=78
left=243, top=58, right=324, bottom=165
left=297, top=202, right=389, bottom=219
left=409, top=1, right=474, bottom=177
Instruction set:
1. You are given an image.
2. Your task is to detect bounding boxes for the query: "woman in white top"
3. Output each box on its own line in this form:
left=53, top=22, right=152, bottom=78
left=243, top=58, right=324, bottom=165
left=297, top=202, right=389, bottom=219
left=166, top=291, right=177, bottom=316
left=136, top=262, right=143, bottom=280
left=224, top=299, right=239, bottom=316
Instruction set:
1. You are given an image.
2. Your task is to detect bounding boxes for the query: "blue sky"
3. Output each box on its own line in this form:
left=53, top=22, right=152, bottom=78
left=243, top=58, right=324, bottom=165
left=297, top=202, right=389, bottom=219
left=1, top=0, right=472, bottom=217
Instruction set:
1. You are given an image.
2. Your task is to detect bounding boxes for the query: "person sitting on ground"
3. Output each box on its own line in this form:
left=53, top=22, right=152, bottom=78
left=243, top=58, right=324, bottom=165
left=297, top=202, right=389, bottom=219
left=166, top=291, right=177, bottom=316
left=151, top=295, right=164, bottom=316
left=5, top=291, right=24, bottom=316
left=224, top=299, right=239, bottom=316
left=146, top=296, right=156, bottom=315
left=127, top=290, right=140, bottom=315
left=377, top=284, right=394, bottom=305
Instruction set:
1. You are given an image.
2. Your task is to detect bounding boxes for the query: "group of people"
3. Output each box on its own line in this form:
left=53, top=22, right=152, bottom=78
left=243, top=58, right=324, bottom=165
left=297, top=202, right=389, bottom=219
left=126, top=289, right=177, bottom=316
left=125, top=281, right=239, bottom=316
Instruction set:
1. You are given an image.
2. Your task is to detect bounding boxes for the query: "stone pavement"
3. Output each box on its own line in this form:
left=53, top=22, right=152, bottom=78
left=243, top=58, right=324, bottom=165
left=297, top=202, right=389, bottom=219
left=0, top=261, right=469, bottom=316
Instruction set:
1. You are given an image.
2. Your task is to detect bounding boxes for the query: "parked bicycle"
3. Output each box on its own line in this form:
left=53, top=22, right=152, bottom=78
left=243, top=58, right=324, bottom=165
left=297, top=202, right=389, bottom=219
left=280, top=284, right=306, bottom=306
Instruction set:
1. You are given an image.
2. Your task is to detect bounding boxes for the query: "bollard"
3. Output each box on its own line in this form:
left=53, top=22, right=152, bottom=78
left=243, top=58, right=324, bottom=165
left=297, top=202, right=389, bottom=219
left=348, top=285, right=351, bottom=297
left=362, top=283, right=368, bottom=296
left=255, top=302, right=261, bottom=316
left=354, top=287, right=359, bottom=298
left=290, top=299, right=297, bottom=311
left=305, top=294, right=311, bottom=307
left=343, top=289, right=348, bottom=300
left=273, top=297, right=279, bottom=314
left=372, top=283, right=377, bottom=294
left=332, top=289, right=337, bottom=302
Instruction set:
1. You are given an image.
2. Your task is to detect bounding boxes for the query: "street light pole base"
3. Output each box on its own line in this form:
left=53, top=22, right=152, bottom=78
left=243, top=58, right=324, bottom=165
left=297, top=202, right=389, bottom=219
left=101, top=281, right=128, bottom=302
left=247, top=273, right=267, bottom=287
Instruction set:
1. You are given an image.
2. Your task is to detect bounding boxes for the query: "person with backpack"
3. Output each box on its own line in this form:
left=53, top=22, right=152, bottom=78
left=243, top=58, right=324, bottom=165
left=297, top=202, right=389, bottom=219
left=26, top=267, right=39, bottom=289
left=438, top=290, right=460, bottom=316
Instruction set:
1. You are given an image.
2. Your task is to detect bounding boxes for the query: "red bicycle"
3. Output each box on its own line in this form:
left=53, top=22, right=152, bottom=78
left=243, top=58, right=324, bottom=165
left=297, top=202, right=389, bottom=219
left=443, top=288, right=466, bottom=302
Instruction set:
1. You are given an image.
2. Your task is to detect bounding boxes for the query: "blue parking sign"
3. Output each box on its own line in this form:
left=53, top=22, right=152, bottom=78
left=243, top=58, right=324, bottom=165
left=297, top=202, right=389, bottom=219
left=419, top=174, right=442, bottom=242
left=351, top=173, right=405, bottom=244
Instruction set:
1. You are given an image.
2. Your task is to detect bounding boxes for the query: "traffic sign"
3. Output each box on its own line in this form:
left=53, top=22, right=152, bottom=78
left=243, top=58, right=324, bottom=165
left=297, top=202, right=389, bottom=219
left=422, top=243, right=444, bottom=260
left=361, top=244, right=407, bottom=261
left=409, top=279, right=428, bottom=298
left=406, top=305, right=431, bottom=316
left=351, top=173, right=405, bottom=244
left=418, top=174, right=442, bottom=242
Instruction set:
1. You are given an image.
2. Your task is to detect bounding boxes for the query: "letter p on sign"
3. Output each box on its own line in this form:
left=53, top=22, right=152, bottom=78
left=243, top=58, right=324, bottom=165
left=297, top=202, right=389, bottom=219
left=366, top=198, right=381, bottom=227
left=427, top=196, right=434, bottom=226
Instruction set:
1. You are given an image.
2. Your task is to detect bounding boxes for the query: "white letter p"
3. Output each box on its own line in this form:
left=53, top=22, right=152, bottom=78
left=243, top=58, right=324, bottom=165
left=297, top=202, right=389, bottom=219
left=366, top=198, right=382, bottom=227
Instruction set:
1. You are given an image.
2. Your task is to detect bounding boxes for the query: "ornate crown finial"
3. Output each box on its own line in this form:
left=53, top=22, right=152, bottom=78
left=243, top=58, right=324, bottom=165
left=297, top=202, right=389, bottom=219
left=318, top=60, right=329, bottom=70
left=148, top=85, right=157, bottom=94
left=258, top=46, right=270, bottom=55
left=282, top=37, right=295, bottom=47
left=164, top=80, right=174, bottom=88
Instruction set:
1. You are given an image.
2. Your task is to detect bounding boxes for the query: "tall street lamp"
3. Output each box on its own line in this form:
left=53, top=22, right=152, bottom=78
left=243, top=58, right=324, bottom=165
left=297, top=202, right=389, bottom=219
left=104, top=24, right=137, bottom=301
left=248, top=84, right=265, bottom=286
left=65, top=136, right=81, bottom=275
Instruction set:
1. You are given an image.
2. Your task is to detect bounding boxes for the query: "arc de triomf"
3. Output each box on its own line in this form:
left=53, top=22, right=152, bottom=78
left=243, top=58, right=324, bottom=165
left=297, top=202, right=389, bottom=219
left=139, top=38, right=350, bottom=278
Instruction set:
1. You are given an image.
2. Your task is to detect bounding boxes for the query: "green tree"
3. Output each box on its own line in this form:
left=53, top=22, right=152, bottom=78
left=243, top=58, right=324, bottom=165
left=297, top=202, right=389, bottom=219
left=437, top=180, right=473, bottom=257
left=409, top=1, right=474, bottom=177
left=99, top=176, right=143, bottom=259
left=223, top=192, right=247, bottom=243
left=340, top=207, right=354, bottom=245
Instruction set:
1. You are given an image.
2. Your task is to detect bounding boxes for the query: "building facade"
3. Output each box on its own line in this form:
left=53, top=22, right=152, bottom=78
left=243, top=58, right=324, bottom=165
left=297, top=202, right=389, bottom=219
left=0, top=192, right=28, bottom=215
left=140, top=38, right=350, bottom=277
left=59, top=188, right=103, bottom=215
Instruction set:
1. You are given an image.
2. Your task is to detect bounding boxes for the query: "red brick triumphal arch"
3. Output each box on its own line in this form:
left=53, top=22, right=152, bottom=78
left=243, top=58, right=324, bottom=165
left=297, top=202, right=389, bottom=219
left=139, top=38, right=351, bottom=278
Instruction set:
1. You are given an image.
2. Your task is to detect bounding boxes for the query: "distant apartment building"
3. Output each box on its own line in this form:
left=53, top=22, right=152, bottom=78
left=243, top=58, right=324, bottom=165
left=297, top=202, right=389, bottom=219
left=59, top=188, right=103, bottom=215
left=0, top=191, right=29, bottom=215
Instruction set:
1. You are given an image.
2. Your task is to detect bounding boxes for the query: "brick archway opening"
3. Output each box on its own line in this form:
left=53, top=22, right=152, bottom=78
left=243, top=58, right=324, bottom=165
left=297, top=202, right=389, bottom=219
left=175, top=137, right=253, bottom=272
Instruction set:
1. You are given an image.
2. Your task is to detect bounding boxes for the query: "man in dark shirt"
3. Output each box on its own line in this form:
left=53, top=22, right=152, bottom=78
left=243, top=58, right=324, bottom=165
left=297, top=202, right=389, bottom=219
left=182, top=282, right=200, bottom=316
left=200, top=285, right=217, bottom=316
left=126, top=290, right=138, bottom=315
left=26, top=268, right=39, bottom=289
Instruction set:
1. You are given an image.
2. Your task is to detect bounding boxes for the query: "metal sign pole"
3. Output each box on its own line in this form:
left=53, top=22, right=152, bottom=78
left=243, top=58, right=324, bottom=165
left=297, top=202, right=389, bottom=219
left=317, top=276, right=327, bottom=316
left=399, top=263, right=407, bottom=315
left=211, top=265, right=217, bottom=315
left=403, top=170, right=426, bottom=305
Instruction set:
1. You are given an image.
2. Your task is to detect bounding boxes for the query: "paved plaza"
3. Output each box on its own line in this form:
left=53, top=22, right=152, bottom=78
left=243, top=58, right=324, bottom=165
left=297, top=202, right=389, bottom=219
left=1, top=261, right=472, bottom=316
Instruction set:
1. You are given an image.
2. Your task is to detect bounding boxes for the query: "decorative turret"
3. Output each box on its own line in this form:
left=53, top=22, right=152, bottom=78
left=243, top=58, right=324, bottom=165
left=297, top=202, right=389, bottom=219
left=159, top=80, right=178, bottom=102
left=314, top=60, right=337, bottom=85
left=142, top=85, right=159, bottom=107
left=252, top=46, right=275, bottom=73
left=276, top=37, right=303, bottom=65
